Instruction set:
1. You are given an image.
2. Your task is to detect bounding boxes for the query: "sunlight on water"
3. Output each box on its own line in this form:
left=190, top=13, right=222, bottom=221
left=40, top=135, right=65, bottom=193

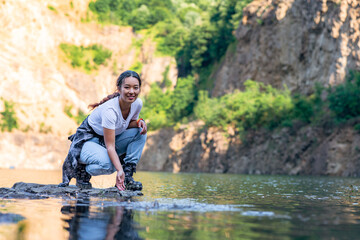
left=1, top=169, right=360, bottom=239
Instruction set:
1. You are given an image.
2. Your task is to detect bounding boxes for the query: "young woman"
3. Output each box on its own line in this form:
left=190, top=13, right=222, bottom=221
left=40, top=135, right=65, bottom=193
left=59, top=70, right=147, bottom=191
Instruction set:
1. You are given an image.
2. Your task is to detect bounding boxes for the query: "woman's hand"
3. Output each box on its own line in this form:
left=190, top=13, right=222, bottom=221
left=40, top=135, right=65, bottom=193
left=138, top=119, right=147, bottom=135
left=116, top=170, right=125, bottom=191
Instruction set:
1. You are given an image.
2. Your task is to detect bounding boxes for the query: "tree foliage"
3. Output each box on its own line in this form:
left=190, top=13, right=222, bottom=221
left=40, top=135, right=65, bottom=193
left=88, top=0, right=252, bottom=77
left=328, top=71, right=360, bottom=120
left=141, top=76, right=196, bottom=130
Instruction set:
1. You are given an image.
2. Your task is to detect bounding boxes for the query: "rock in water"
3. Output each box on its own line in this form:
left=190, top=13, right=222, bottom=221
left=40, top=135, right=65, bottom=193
left=0, top=182, right=143, bottom=199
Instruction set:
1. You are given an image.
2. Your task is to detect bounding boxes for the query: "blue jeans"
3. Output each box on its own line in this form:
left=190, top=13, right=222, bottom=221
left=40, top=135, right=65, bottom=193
left=79, top=128, right=146, bottom=176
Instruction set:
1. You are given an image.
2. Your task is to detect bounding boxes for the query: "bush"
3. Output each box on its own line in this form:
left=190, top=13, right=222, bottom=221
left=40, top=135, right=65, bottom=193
left=59, top=43, right=112, bottom=73
left=129, top=61, right=143, bottom=74
left=328, top=71, right=360, bottom=120
left=47, top=5, right=58, bottom=13
left=0, top=100, right=18, bottom=132
left=141, top=76, right=196, bottom=130
left=64, top=105, right=88, bottom=125
left=195, top=80, right=294, bottom=131
left=168, top=76, right=196, bottom=122
left=141, top=83, right=172, bottom=130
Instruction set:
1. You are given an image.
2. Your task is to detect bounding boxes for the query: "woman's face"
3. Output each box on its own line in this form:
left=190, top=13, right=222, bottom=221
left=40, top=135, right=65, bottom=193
left=119, top=76, right=140, bottom=104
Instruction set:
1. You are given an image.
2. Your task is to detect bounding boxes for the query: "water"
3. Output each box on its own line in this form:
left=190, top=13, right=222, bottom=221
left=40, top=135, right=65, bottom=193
left=1, top=169, right=360, bottom=239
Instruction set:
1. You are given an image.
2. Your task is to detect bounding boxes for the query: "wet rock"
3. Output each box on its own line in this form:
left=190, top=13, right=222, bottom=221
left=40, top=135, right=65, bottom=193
left=0, top=182, right=142, bottom=200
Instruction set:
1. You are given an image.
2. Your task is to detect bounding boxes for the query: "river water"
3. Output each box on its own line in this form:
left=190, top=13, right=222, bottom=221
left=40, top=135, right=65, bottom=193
left=1, top=169, right=360, bottom=239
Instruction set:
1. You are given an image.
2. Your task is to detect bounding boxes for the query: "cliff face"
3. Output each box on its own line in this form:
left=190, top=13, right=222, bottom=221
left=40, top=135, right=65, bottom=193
left=211, top=0, right=360, bottom=97
left=140, top=119, right=360, bottom=177
left=0, top=0, right=177, bottom=169
left=140, top=0, right=360, bottom=176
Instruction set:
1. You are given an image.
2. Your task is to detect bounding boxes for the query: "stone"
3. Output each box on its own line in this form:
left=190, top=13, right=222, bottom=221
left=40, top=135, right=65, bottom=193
left=0, top=182, right=142, bottom=200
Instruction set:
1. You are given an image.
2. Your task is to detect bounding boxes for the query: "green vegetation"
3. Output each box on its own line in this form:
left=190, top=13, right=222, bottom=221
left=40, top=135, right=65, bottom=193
left=195, top=80, right=294, bottom=131
left=86, top=0, right=360, bottom=135
left=47, top=5, right=58, bottom=13
left=194, top=72, right=360, bottom=132
left=88, top=0, right=252, bottom=81
left=161, top=65, right=172, bottom=88
left=0, top=99, right=18, bottom=132
left=141, top=76, right=196, bottom=130
left=129, top=61, right=143, bottom=74
left=142, top=71, right=360, bottom=133
left=328, top=71, right=360, bottom=121
left=59, top=43, right=112, bottom=73
left=39, top=122, right=52, bottom=134
left=64, top=105, right=88, bottom=125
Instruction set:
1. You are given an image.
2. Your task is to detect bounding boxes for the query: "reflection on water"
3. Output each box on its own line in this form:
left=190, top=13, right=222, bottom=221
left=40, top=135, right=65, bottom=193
left=61, top=198, right=142, bottom=240
left=1, top=169, right=360, bottom=239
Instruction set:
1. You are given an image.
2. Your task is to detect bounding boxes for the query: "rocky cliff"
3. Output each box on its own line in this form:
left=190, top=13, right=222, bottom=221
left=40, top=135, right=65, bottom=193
left=140, top=0, right=360, bottom=176
left=0, top=0, right=176, bottom=169
left=211, top=0, right=360, bottom=97
left=140, top=119, right=360, bottom=177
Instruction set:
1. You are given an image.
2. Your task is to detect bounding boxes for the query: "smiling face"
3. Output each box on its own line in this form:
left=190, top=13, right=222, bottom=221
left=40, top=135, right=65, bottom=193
left=118, top=76, right=140, bottom=104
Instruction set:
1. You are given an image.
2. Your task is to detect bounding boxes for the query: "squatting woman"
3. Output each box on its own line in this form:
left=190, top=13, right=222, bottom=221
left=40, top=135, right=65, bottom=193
left=59, top=70, right=147, bottom=191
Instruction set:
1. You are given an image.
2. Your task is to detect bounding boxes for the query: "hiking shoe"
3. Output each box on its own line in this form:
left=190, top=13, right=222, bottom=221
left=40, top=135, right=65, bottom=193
left=123, top=163, right=142, bottom=191
left=76, top=164, right=92, bottom=189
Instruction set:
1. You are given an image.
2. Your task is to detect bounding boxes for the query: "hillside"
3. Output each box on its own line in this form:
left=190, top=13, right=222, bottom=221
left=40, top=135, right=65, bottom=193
left=0, top=0, right=176, bottom=169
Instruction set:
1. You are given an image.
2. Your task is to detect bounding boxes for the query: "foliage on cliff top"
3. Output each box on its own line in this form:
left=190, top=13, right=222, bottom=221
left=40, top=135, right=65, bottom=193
left=88, top=0, right=252, bottom=77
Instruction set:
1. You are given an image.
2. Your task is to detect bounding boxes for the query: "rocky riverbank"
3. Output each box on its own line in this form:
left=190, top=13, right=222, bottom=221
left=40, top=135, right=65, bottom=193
left=0, top=182, right=142, bottom=200
left=140, top=119, right=360, bottom=177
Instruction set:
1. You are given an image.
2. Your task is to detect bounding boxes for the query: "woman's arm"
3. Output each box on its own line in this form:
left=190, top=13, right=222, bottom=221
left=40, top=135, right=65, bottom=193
left=127, top=119, right=147, bottom=135
left=104, top=127, right=125, bottom=191
left=127, top=120, right=138, bottom=129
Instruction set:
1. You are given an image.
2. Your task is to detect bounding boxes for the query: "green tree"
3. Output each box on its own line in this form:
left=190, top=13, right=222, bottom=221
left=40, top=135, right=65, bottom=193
left=328, top=71, right=360, bottom=120
left=168, top=75, right=196, bottom=121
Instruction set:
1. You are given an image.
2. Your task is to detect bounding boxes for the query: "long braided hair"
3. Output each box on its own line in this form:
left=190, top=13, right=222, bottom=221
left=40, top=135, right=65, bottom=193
left=88, top=70, right=142, bottom=110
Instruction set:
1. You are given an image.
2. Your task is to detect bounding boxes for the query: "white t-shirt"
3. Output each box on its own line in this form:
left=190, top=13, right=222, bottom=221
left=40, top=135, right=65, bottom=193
left=88, top=96, right=142, bottom=136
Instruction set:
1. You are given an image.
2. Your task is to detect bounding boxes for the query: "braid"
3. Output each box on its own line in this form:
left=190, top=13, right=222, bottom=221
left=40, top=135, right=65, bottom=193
left=88, top=70, right=141, bottom=110
left=88, top=92, right=120, bottom=110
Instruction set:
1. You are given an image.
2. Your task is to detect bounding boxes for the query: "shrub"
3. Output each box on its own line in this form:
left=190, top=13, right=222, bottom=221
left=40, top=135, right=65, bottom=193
left=59, top=43, right=112, bottom=73
left=328, top=71, right=360, bottom=120
left=47, top=5, right=58, bottom=13
left=129, top=61, right=143, bottom=74
left=168, top=76, right=196, bottom=122
left=141, top=76, right=196, bottom=130
left=0, top=100, right=19, bottom=132
left=64, top=105, right=88, bottom=125
left=195, top=80, right=294, bottom=131
left=39, top=122, right=52, bottom=134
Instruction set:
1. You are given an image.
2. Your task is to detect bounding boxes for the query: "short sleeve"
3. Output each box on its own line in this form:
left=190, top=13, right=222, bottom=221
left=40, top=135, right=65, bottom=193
left=131, top=98, right=143, bottom=120
left=101, top=108, right=117, bottom=129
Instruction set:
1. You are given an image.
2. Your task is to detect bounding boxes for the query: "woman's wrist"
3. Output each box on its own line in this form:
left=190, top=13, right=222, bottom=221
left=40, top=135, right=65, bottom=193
left=136, top=118, right=144, bottom=126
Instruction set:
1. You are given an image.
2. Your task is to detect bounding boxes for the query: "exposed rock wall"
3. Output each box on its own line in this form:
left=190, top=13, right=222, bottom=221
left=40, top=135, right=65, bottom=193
left=211, top=0, right=360, bottom=97
left=140, top=119, right=360, bottom=177
left=0, top=0, right=177, bottom=169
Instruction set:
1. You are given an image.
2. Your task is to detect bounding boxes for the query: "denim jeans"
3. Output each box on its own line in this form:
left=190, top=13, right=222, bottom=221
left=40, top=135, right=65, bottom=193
left=79, top=128, right=146, bottom=176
